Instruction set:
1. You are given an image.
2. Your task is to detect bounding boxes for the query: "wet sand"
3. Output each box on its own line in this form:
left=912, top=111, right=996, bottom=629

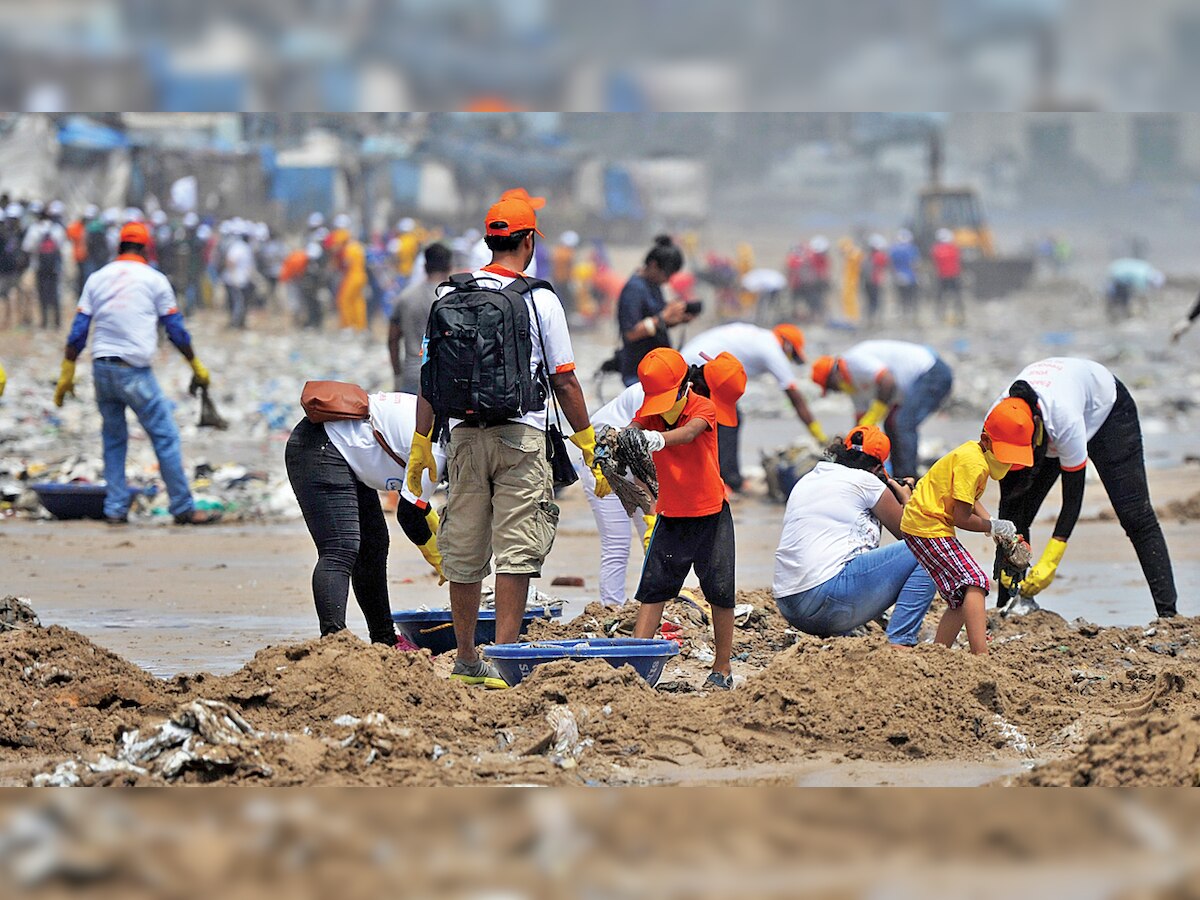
left=4, top=462, right=1197, bottom=680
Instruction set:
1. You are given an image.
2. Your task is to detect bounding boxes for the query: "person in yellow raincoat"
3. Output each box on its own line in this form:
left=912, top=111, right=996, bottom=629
left=334, top=230, right=368, bottom=331
left=838, top=236, right=862, bottom=323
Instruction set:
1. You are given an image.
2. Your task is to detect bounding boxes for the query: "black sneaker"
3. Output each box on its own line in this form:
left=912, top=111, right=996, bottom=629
left=104, top=515, right=128, bottom=525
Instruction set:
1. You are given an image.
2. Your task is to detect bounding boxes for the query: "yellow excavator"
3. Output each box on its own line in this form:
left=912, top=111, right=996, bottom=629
left=912, top=134, right=1035, bottom=299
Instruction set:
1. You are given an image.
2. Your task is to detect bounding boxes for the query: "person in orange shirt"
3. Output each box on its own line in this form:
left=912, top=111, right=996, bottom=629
left=629, top=347, right=746, bottom=691
left=551, top=231, right=578, bottom=317
left=333, top=230, right=368, bottom=331
left=66, top=205, right=94, bottom=297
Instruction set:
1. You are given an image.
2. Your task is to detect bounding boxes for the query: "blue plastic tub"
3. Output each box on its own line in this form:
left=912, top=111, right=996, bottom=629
left=31, top=482, right=154, bottom=520
left=391, top=606, right=563, bottom=656
left=485, top=638, right=681, bottom=687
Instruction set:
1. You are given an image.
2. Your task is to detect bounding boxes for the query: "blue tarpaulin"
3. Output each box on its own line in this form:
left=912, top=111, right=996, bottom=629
left=389, top=159, right=420, bottom=205
left=271, top=167, right=336, bottom=223
left=604, top=165, right=643, bottom=221
left=57, top=116, right=129, bottom=151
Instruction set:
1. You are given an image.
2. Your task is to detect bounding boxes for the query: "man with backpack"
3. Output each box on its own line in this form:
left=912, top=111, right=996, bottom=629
left=22, top=200, right=68, bottom=330
left=406, top=192, right=611, bottom=689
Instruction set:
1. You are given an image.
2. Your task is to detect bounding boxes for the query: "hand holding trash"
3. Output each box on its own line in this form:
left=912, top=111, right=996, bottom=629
left=188, top=356, right=211, bottom=391
left=642, top=431, right=666, bottom=453
left=989, top=518, right=1017, bottom=541
left=1020, top=538, right=1067, bottom=597
left=570, top=424, right=612, bottom=498
left=53, top=359, right=75, bottom=407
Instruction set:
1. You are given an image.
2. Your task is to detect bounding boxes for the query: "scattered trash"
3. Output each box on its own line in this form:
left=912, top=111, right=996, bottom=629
left=551, top=576, right=585, bottom=588
left=595, top=425, right=658, bottom=516
left=689, top=642, right=716, bottom=664
left=0, top=596, right=39, bottom=632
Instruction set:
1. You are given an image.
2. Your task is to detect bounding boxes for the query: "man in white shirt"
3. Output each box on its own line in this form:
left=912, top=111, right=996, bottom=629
left=811, top=339, right=953, bottom=479
left=222, top=226, right=254, bottom=330
left=52, top=222, right=219, bottom=525
left=682, top=322, right=826, bottom=491
left=23, top=201, right=68, bottom=330
left=406, top=193, right=609, bottom=688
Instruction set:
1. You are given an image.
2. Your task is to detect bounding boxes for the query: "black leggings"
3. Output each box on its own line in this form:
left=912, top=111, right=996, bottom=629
left=999, top=380, right=1177, bottom=617
left=285, top=418, right=396, bottom=644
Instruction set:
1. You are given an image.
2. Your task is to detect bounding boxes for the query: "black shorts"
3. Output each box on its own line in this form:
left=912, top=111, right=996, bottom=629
left=635, top=502, right=736, bottom=609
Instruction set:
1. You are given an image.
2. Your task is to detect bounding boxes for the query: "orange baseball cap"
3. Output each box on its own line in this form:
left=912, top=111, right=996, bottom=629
left=636, top=348, right=689, bottom=417
left=773, top=324, right=806, bottom=362
left=811, top=355, right=849, bottom=395
left=984, top=398, right=1035, bottom=467
left=485, top=197, right=544, bottom=238
left=119, top=221, right=150, bottom=245
left=500, top=187, right=546, bottom=210
left=702, top=351, right=747, bottom=426
left=844, top=425, right=890, bottom=463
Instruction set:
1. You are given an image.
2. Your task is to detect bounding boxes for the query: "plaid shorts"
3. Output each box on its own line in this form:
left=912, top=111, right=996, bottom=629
left=902, top=534, right=989, bottom=609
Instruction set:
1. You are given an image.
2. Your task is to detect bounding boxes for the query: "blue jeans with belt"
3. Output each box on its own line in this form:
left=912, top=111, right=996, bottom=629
left=774, top=541, right=935, bottom=645
left=93, top=359, right=194, bottom=519
left=887, top=356, right=953, bottom=478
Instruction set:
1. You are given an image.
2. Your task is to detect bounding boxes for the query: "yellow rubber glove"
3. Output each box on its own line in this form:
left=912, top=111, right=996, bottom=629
left=569, top=425, right=598, bottom=468
left=0, top=360, right=6, bottom=398
left=53, top=359, right=76, bottom=407
left=189, top=356, right=210, bottom=388
left=419, top=507, right=446, bottom=585
left=1019, top=538, right=1067, bottom=597
left=858, top=399, right=889, bottom=428
left=807, top=419, right=828, bottom=444
left=569, top=425, right=611, bottom=497
left=406, top=427, right=437, bottom=498
left=642, top=514, right=657, bottom=552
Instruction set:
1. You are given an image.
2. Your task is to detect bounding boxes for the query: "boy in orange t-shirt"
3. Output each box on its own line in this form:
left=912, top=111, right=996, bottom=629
left=630, top=348, right=746, bottom=690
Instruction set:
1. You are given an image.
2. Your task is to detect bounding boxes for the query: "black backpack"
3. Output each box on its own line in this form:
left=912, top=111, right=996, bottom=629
left=421, top=273, right=551, bottom=431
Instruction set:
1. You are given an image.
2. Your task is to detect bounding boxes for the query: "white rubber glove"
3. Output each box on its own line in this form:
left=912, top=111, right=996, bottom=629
left=643, top=430, right=666, bottom=453
left=989, top=518, right=1017, bottom=541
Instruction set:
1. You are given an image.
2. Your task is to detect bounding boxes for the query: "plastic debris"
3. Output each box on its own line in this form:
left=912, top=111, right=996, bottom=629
left=0, top=596, right=39, bottom=632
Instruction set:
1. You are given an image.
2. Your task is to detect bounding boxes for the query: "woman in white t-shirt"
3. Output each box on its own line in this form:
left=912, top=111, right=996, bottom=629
left=284, top=391, right=448, bottom=647
left=773, top=426, right=935, bottom=645
left=992, top=358, right=1176, bottom=618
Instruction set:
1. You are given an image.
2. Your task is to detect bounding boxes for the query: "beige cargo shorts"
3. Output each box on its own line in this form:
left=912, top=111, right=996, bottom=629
left=440, top=421, right=560, bottom=583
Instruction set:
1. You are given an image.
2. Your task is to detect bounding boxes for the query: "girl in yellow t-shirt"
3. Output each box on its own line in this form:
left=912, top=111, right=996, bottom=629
left=900, top=399, right=1034, bottom=654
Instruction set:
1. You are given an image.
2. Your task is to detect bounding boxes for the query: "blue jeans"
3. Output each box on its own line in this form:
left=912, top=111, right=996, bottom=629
left=93, top=360, right=194, bottom=519
left=774, top=542, right=935, bottom=645
left=888, top=356, right=953, bottom=478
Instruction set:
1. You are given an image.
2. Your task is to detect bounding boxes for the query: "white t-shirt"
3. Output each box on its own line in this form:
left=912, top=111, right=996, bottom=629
left=841, top=340, right=938, bottom=413
left=431, top=267, right=575, bottom=431
left=592, top=383, right=645, bottom=430
left=22, top=221, right=67, bottom=271
left=682, top=323, right=796, bottom=391
left=773, top=461, right=887, bottom=598
left=992, top=358, right=1117, bottom=472
left=324, top=392, right=447, bottom=493
left=223, top=239, right=254, bottom=288
left=77, top=257, right=180, bottom=368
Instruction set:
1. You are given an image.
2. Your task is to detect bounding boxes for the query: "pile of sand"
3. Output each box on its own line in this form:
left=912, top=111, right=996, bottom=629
left=4, top=597, right=1200, bottom=786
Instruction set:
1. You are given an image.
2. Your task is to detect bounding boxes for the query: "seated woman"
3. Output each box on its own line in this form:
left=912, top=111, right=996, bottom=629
left=772, top=426, right=935, bottom=645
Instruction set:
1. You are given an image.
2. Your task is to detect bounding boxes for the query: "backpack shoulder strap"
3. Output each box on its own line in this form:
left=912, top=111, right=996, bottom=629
left=441, top=273, right=478, bottom=292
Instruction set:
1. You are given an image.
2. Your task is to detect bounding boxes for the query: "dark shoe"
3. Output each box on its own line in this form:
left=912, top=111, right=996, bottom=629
left=174, top=508, right=223, bottom=525
left=704, top=671, right=735, bottom=692
left=104, top=515, right=128, bottom=525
